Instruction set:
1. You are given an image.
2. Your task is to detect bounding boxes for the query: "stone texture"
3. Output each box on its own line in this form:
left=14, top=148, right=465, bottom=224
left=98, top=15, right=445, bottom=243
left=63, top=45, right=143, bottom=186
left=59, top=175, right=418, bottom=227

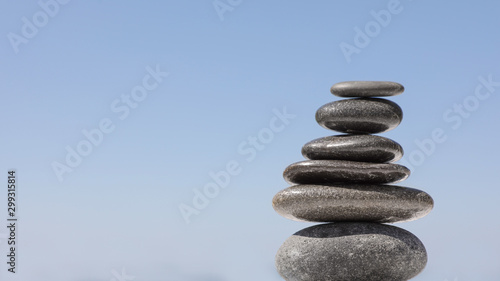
left=315, top=98, right=403, bottom=134
left=272, top=184, right=433, bottom=223
left=283, top=160, right=409, bottom=185
left=301, top=134, right=403, bottom=163
left=276, top=222, right=427, bottom=281
left=330, top=81, right=404, bottom=97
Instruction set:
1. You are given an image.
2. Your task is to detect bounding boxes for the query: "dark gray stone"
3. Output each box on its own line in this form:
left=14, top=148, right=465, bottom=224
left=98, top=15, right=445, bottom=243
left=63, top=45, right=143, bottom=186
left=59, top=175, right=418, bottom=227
left=315, top=98, right=403, bottom=134
left=283, top=160, right=409, bottom=185
left=275, top=222, right=427, bottom=281
left=301, top=135, right=403, bottom=163
left=272, top=184, right=433, bottom=223
left=330, top=81, right=404, bottom=97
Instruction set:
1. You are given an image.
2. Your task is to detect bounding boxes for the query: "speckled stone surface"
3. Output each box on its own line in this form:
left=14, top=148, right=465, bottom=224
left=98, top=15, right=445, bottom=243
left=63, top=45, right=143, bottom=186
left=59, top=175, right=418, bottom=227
left=275, top=223, right=427, bottom=281
left=272, top=184, right=433, bottom=223
left=301, top=135, right=403, bottom=163
left=330, top=81, right=404, bottom=97
left=283, top=160, right=409, bottom=185
left=315, top=98, right=403, bottom=134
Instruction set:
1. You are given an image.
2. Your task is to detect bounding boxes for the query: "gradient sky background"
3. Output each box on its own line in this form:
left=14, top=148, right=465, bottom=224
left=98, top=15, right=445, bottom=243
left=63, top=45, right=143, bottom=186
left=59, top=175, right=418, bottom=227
left=1, top=1, right=500, bottom=280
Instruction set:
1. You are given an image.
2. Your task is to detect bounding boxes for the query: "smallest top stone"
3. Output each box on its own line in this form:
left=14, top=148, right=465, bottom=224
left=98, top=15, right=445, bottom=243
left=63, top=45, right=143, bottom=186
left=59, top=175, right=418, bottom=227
left=331, top=81, right=404, bottom=97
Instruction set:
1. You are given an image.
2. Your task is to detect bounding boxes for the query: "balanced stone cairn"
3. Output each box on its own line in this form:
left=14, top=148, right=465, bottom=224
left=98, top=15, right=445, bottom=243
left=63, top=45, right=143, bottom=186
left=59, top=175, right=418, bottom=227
left=272, top=81, right=434, bottom=281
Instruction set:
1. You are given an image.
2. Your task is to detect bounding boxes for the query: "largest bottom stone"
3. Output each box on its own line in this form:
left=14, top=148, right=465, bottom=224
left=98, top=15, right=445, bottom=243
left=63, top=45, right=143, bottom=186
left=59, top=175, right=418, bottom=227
left=276, top=223, right=427, bottom=281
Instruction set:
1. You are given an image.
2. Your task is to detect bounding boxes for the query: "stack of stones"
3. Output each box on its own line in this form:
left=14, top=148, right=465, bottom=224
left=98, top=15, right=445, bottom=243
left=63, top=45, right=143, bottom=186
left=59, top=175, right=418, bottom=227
left=272, top=81, right=434, bottom=281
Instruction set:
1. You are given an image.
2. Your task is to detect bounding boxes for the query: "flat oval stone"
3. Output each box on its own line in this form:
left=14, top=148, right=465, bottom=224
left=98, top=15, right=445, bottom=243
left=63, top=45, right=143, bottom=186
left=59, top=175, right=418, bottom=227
left=301, top=135, right=403, bottom=163
left=315, top=98, right=403, bottom=134
left=283, top=160, right=409, bottom=185
left=272, top=184, right=433, bottom=223
left=276, top=222, right=427, bottom=281
left=331, top=81, right=404, bottom=97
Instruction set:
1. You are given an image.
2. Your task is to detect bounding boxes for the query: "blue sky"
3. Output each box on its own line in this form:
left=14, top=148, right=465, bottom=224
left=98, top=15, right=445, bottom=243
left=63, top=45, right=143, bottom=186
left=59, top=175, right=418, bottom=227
left=1, top=1, right=500, bottom=280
